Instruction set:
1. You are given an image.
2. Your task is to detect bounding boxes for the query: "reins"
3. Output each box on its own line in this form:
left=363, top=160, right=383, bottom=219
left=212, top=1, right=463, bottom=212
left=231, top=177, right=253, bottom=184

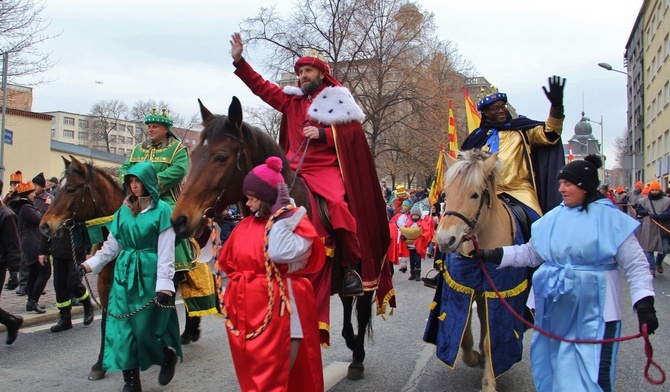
left=466, top=234, right=666, bottom=385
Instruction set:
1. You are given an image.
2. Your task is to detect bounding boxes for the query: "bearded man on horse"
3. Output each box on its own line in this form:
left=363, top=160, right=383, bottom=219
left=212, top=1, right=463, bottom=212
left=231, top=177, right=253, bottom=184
left=121, top=108, right=218, bottom=343
left=230, top=32, right=392, bottom=345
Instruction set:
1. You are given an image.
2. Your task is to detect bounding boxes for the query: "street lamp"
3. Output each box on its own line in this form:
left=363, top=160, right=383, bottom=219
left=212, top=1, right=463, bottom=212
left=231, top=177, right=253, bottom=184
left=598, top=62, right=636, bottom=187
left=598, top=62, right=630, bottom=76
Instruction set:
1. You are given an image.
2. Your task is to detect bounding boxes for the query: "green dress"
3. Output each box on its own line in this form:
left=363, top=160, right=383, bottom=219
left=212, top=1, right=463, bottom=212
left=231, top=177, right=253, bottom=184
left=101, top=162, right=182, bottom=371
left=120, top=138, right=192, bottom=271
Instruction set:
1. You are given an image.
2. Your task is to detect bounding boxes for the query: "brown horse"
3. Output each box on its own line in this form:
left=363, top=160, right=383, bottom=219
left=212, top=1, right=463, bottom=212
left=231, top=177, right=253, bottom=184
left=39, top=155, right=124, bottom=380
left=171, top=97, right=375, bottom=380
left=426, top=150, right=530, bottom=392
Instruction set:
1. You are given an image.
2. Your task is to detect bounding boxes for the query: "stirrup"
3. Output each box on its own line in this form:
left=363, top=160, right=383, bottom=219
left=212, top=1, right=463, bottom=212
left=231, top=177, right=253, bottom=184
left=341, top=269, right=364, bottom=297
left=421, top=269, right=440, bottom=289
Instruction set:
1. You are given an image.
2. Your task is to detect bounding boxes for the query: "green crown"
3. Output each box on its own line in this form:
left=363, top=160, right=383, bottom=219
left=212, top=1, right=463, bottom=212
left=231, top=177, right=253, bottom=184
left=144, top=107, right=173, bottom=128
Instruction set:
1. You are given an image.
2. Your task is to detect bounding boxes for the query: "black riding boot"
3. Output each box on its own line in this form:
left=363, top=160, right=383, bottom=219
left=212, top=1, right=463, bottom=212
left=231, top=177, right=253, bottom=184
left=122, top=368, right=141, bottom=392
left=82, top=296, right=95, bottom=325
left=414, top=269, right=422, bottom=281
left=0, top=307, right=23, bottom=344
left=50, top=308, right=72, bottom=332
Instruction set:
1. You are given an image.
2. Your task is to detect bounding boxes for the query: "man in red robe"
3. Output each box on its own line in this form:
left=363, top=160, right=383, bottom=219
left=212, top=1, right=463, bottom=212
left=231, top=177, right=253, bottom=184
left=231, top=33, right=392, bottom=344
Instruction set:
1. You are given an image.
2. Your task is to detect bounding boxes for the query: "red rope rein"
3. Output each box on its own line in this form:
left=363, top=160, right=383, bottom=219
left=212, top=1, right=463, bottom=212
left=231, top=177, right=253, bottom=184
left=470, top=236, right=666, bottom=385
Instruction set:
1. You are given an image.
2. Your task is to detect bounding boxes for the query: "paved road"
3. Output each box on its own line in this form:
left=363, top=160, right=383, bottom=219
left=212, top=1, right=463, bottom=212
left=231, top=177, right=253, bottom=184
left=0, top=257, right=668, bottom=391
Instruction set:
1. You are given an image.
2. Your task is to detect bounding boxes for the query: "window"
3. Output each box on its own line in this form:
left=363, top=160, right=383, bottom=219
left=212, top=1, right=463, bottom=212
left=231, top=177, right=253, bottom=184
left=63, top=129, right=74, bottom=138
left=118, top=124, right=125, bottom=133
left=659, top=91, right=663, bottom=114
left=110, top=147, right=116, bottom=154
left=78, top=132, right=87, bottom=142
left=665, top=82, right=670, bottom=107
left=118, top=136, right=125, bottom=144
left=63, top=117, right=75, bottom=126
left=51, top=129, right=55, bottom=138
left=127, top=125, right=133, bottom=133
left=118, top=148, right=124, bottom=155
left=185, top=138, right=190, bottom=144
left=110, top=135, right=116, bottom=143
left=78, top=119, right=89, bottom=128
left=192, top=140, right=196, bottom=145
left=664, top=34, right=669, bottom=59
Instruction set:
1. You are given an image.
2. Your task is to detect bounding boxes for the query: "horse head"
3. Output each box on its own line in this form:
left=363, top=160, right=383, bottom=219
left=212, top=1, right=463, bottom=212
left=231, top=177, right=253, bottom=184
left=40, top=155, right=125, bottom=238
left=436, top=150, right=503, bottom=255
left=171, top=97, right=254, bottom=238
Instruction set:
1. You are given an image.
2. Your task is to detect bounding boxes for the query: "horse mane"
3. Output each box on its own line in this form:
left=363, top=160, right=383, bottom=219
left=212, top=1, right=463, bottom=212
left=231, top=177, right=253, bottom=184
left=65, top=160, right=123, bottom=195
left=200, top=114, right=294, bottom=180
left=445, top=149, right=502, bottom=192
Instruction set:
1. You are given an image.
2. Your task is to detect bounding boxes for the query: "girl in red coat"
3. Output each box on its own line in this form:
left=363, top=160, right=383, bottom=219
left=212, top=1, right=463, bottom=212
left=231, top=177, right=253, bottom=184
left=217, top=157, right=325, bottom=391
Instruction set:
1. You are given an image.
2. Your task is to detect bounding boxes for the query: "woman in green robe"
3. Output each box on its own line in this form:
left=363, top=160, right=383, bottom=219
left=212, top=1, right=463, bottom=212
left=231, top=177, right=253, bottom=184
left=81, top=161, right=181, bottom=392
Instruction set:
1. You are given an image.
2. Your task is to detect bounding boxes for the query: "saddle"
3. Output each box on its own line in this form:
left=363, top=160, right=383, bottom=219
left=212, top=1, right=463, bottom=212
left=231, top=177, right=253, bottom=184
left=500, top=195, right=532, bottom=243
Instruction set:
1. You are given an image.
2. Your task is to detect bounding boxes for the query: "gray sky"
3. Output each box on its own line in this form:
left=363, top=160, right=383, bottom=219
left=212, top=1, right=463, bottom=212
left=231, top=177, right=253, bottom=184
left=27, top=0, right=641, bottom=168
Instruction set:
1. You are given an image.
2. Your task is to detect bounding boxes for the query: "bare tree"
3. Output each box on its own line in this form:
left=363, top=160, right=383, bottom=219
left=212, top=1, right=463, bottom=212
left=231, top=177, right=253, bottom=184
left=240, top=0, right=473, bottom=182
left=0, top=0, right=59, bottom=83
left=246, top=105, right=282, bottom=140
left=613, top=129, right=628, bottom=169
left=86, top=99, right=129, bottom=152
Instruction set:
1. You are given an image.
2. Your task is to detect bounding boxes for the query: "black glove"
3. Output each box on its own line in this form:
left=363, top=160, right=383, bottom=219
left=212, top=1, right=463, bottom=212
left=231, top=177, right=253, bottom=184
left=155, top=292, right=172, bottom=307
left=470, top=248, right=503, bottom=264
left=542, top=75, right=566, bottom=108
left=76, top=263, right=88, bottom=277
left=634, top=296, right=659, bottom=334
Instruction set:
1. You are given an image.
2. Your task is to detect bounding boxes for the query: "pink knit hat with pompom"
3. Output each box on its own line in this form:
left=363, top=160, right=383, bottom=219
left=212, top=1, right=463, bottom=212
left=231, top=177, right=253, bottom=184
left=243, top=156, right=285, bottom=203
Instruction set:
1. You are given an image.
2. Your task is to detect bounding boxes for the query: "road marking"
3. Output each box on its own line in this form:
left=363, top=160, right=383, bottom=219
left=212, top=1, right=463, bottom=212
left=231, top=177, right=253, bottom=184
left=400, top=344, right=434, bottom=392
left=324, top=361, right=349, bottom=390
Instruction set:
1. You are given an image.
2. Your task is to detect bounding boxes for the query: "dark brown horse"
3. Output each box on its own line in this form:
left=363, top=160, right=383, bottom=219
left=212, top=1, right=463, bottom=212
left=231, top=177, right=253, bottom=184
left=171, top=97, right=373, bottom=380
left=39, top=155, right=124, bottom=381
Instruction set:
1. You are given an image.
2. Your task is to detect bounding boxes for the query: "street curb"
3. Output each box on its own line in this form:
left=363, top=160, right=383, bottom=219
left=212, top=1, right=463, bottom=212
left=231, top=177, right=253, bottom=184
left=0, top=305, right=98, bottom=333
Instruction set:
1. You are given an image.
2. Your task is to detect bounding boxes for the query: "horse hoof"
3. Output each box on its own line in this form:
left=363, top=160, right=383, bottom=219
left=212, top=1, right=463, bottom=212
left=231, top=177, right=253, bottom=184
left=88, top=368, right=106, bottom=381
left=347, top=363, right=364, bottom=380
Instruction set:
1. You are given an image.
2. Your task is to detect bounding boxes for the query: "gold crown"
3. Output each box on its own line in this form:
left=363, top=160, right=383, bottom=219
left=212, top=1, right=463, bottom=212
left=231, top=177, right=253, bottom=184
left=304, top=49, right=327, bottom=62
left=478, top=85, right=499, bottom=100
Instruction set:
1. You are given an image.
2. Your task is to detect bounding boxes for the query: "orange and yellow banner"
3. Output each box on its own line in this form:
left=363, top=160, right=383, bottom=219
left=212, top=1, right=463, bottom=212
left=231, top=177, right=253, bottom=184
left=428, top=146, right=445, bottom=206
left=463, top=87, right=481, bottom=133
left=448, top=101, right=458, bottom=158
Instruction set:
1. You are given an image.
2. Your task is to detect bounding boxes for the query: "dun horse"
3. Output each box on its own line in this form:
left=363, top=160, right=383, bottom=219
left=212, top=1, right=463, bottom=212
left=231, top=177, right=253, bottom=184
left=171, top=97, right=380, bottom=380
left=424, top=150, right=531, bottom=392
left=39, top=155, right=124, bottom=381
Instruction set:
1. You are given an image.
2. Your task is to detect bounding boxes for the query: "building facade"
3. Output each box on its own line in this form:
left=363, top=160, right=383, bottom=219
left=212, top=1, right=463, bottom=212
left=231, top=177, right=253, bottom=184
left=637, top=0, right=670, bottom=189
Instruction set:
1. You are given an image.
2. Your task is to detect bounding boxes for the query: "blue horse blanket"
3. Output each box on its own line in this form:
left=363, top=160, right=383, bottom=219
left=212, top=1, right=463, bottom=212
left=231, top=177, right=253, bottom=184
left=423, top=219, right=529, bottom=378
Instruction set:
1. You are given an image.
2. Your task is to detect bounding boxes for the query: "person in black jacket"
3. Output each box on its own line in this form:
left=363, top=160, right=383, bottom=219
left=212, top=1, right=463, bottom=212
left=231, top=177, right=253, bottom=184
left=8, top=181, right=51, bottom=313
left=39, top=224, right=94, bottom=332
left=0, top=179, right=24, bottom=344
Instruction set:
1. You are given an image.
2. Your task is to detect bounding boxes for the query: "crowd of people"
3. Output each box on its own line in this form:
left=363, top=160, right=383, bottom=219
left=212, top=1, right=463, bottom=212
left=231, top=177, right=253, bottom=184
left=0, top=32, right=668, bottom=392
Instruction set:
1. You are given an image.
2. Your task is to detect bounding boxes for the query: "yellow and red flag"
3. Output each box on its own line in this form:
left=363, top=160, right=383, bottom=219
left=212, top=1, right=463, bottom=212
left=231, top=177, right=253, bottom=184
left=463, top=87, right=481, bottom=133
left=448, top=101, right=458, bottom=158
left=428, top=146, right=445, bottom=206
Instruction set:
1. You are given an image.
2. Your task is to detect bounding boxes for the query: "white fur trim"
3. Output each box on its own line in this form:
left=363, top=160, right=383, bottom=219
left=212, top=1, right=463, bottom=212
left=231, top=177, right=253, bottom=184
left=283, top=85, right=304, bottom=96
left=307, top=86, right=365, bottom=125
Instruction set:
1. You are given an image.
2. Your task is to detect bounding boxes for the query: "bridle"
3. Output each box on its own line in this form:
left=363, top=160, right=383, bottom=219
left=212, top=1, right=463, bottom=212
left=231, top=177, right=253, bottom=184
left=442, top=182, right=491, bottom=243
left=201, top=126, right=249, bottom=221
left=60, top=167, right=100, bottom=232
